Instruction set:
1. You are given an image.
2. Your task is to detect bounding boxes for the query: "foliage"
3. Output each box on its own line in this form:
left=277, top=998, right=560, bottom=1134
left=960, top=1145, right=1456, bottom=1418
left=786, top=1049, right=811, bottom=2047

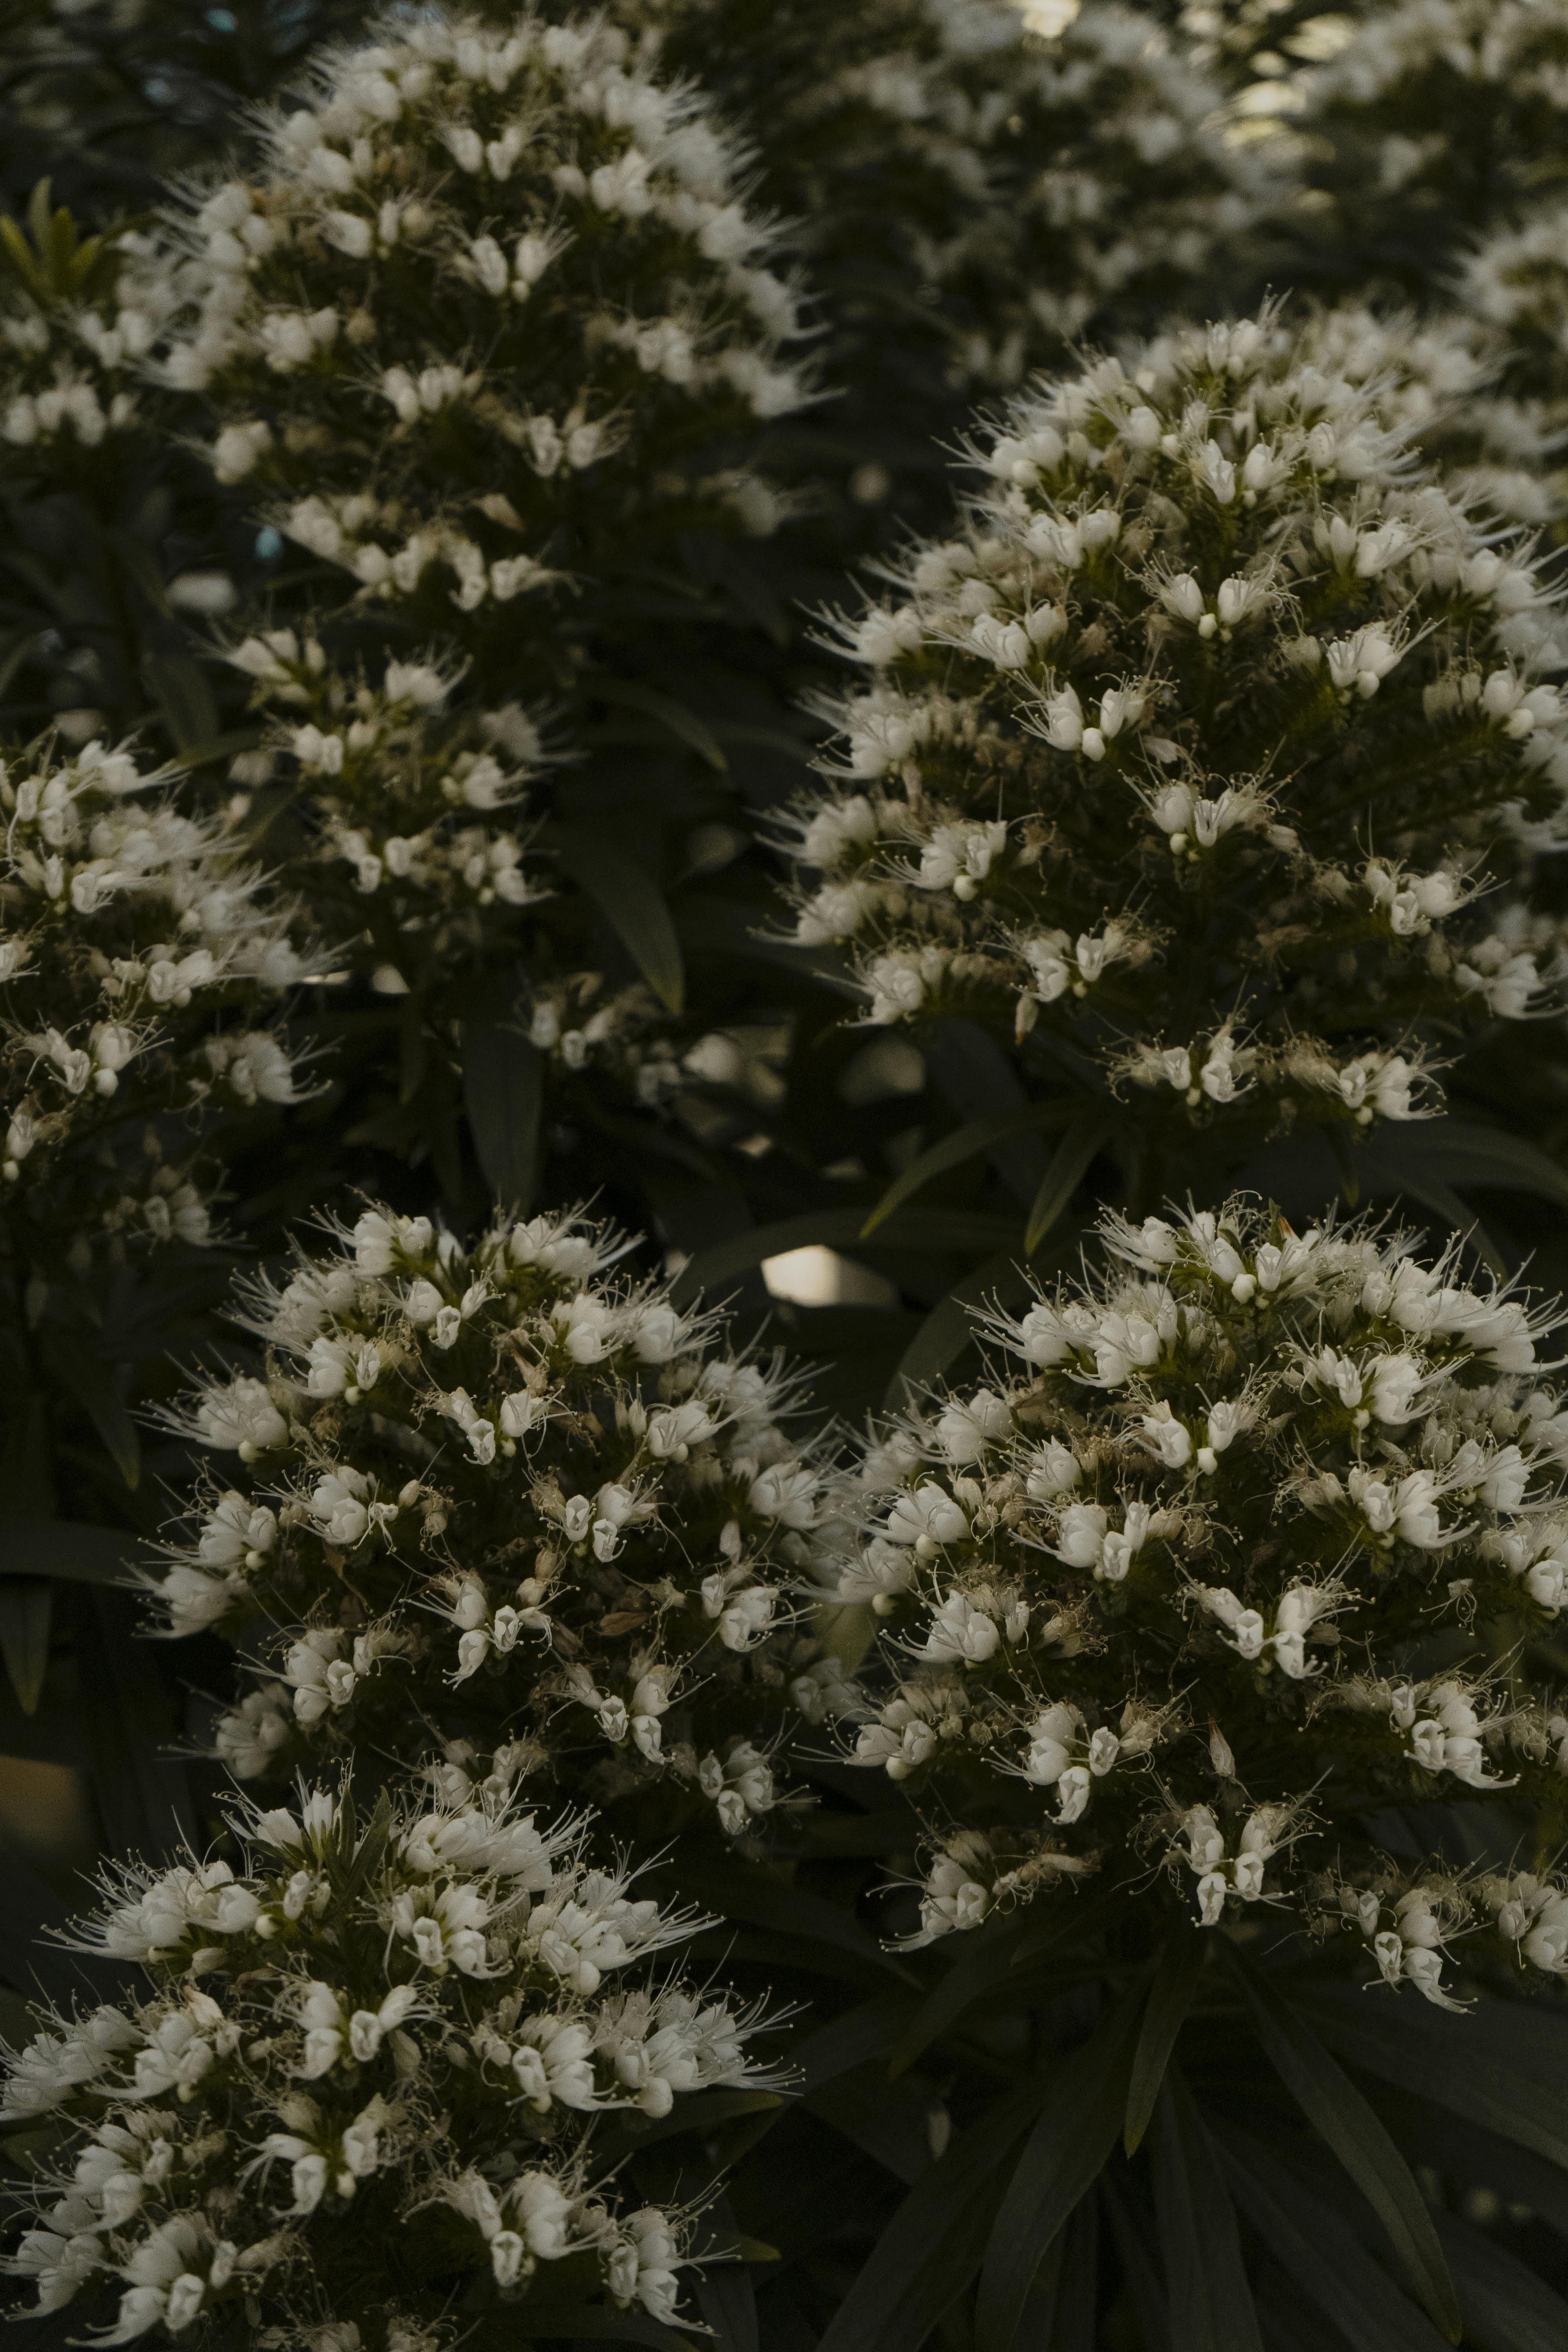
left=7, top=3, right=1568, bottom=2349
left=2, top=1766, right=780, bottom=2346
left=143, top=1198, right=839, bottom=1846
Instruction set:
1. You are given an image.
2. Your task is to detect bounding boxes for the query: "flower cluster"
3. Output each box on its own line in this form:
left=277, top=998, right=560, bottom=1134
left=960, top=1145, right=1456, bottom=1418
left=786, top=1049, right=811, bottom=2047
left=0, top=735, right=310, bottom=1257
left=0, top=225, right=188, bottom=466
left=1, top=1769, right=777, bottom=2347
left=645, top=0, right=1269, bottom=403
left=1297, top=0, right=1568, bottom=290
left=222, top=631, right=552, bottom=993
left=828, top=1192, right=1568, bottom=2006
left=780, top=303, right=1568, bottom=1160
left=1270, top=298, right=1566, bottom=535
left=162, top=7, right=814, bottom=690
left=523, top=975, right=686, bottom=1106
left=149, top=1202, right=842, bottom=1841
left=1446, top=203, right=1568, bottom=524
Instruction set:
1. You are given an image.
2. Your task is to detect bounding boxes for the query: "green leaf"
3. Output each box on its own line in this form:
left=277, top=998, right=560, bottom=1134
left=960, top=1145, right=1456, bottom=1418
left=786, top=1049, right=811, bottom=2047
left=1218, top=2127, right=1450, bottom=2352
left=1302, top=1987, right=1568, bottom=2172
left=887, top=1913, right=1035, bottom=2079
left=1228, top=1957, right=1460, bottom=2341
left=1151, top=2069, right=1263, bottom=2352
left=885, top=1244, right=1033, bottom=1409
left=1222, top=2136, right=1457, bottom=2352
left=1041, top=2198, right=1098, bottom=2350
left=889, top=1888, right=1127, bottom=2080
left=808, top=2059, right=946, bottom=2184
left=671, top=1853, right=909, bottom=1984
left=463, top=1010, right=542, bottom=1209
left=165, top=726, right=265, bottom=774
left=590, top=676, right=728, bottom=770
left=972, top=1975, right=1149, bottom=2352
left=1100, top=2179, right=1172, bottom=2352
left=884, top=1214, right=1086, bottom=1408
left=815, top=2085, right=1045, bottom=2352
left=693, top=2255, right=760, bottom=2352
left=554, top=824, right=685, bottom=1014
left=42, top=1338, right=140, bottom=1490
left=1023, top=1110, right=1113, bottom=1255
left=860, top=1108, right=1063, bottom=1237
left=77, top=1589, right=194, bottom=1861
left=1325, top=1118, right=1361, bottom=1207
left=142, top=652, right=220, bottom=750
left=1124, top=1924, right=1206, bottom=2156
left=794, top=1991, right=920, bottom=2095
left=1360, top=1166, right=1507, bottom=1277
left=0, top=1581, right=52, bottom=1713
left=0, top=1519, right=140, bottom=1585
left=1434, top=2211, right=1568, bottom=2352
left=1358, top=1118, right=1568, bottom=1212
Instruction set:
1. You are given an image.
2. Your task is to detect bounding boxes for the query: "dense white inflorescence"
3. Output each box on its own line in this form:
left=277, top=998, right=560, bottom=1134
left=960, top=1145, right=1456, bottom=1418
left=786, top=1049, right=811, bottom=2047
left=1295, top=0, right=1568, bottom=285
left=827, top=1193, right=1568, bottom=2005
left=0, top=735, right=311, bottom=1254
left=0, top=1769, right=778, bottom=2347
left=160, top=6, right=815, bottom=673
left=220, top=630, right=553, bottom=996
left=148, top=1201, right=844, bottom=1839
left=1276, top=298, right=1566, bottom=530
left=0, top=227, right=191, bottom=462
left=779, top=304, right=1568, bottom=1154
left=641, top=0, right=1271, bottom=398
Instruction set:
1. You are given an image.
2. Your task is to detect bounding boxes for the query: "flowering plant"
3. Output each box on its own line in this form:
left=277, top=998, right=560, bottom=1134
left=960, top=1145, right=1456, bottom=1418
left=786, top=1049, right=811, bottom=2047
left=768, top=301, right=1568, bottom=1354
left=2, top=1767, right=779, bottom=2346
left=148, top=1200, right=840, bottom=1843
left=837, top=1192, right=1568, bottom=1980
left=166, top=6, right=813, bottom=688
left=641, top=0, right=1270, bottom=537
left=1294, top=0, right=1568, bottom=301
left=799, top=1192, right=1568, bottom=2348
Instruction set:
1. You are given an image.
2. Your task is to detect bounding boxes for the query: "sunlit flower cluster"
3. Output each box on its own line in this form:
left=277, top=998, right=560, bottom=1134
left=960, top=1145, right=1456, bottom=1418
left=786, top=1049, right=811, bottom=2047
left=1, top=1770, right=777, bottom=2347
left=149, top=1202, right=841, bottom=1841
left=780, top=304, right=1568, bottom=1158
left=0, top=735, right=310, bottom=1254
left=826, top=1192, right=1568, bottom=2004
left=161, top=6, right=814, bottom=684
left=1444, top=203, right=1568, bottom=524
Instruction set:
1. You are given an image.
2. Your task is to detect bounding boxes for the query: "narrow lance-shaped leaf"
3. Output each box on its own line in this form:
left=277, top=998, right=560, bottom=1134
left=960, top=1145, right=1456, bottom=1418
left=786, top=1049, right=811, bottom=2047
left=816, top=2085, right=1047, bottom=2352
left=1124, top=1924, right=1206, bottom=2156
left=890, top=1887, right=1127, bottom=2080
left=860, top=1105, right=1067, bottom=1237
left=972, top=1973, right=1149, bottom=2352
left=0, top=1580, right=53, bottom=1713
left=42, top=1336, right=140, bottom=1491
left=554, top=822, right=685, bottom=1015
left=1227, top=1955, right=1461, bottom=2343
left=1218, top=2127, right=1452, bottom=2352
left=1151, top=2067, right=1263, bottom=2352
left=1024, top=1109, right=1114, bottom=1255
left=1301, top=1986, right=1568, bottom=2174
left=463, top=1001, right=543, bottom=1209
